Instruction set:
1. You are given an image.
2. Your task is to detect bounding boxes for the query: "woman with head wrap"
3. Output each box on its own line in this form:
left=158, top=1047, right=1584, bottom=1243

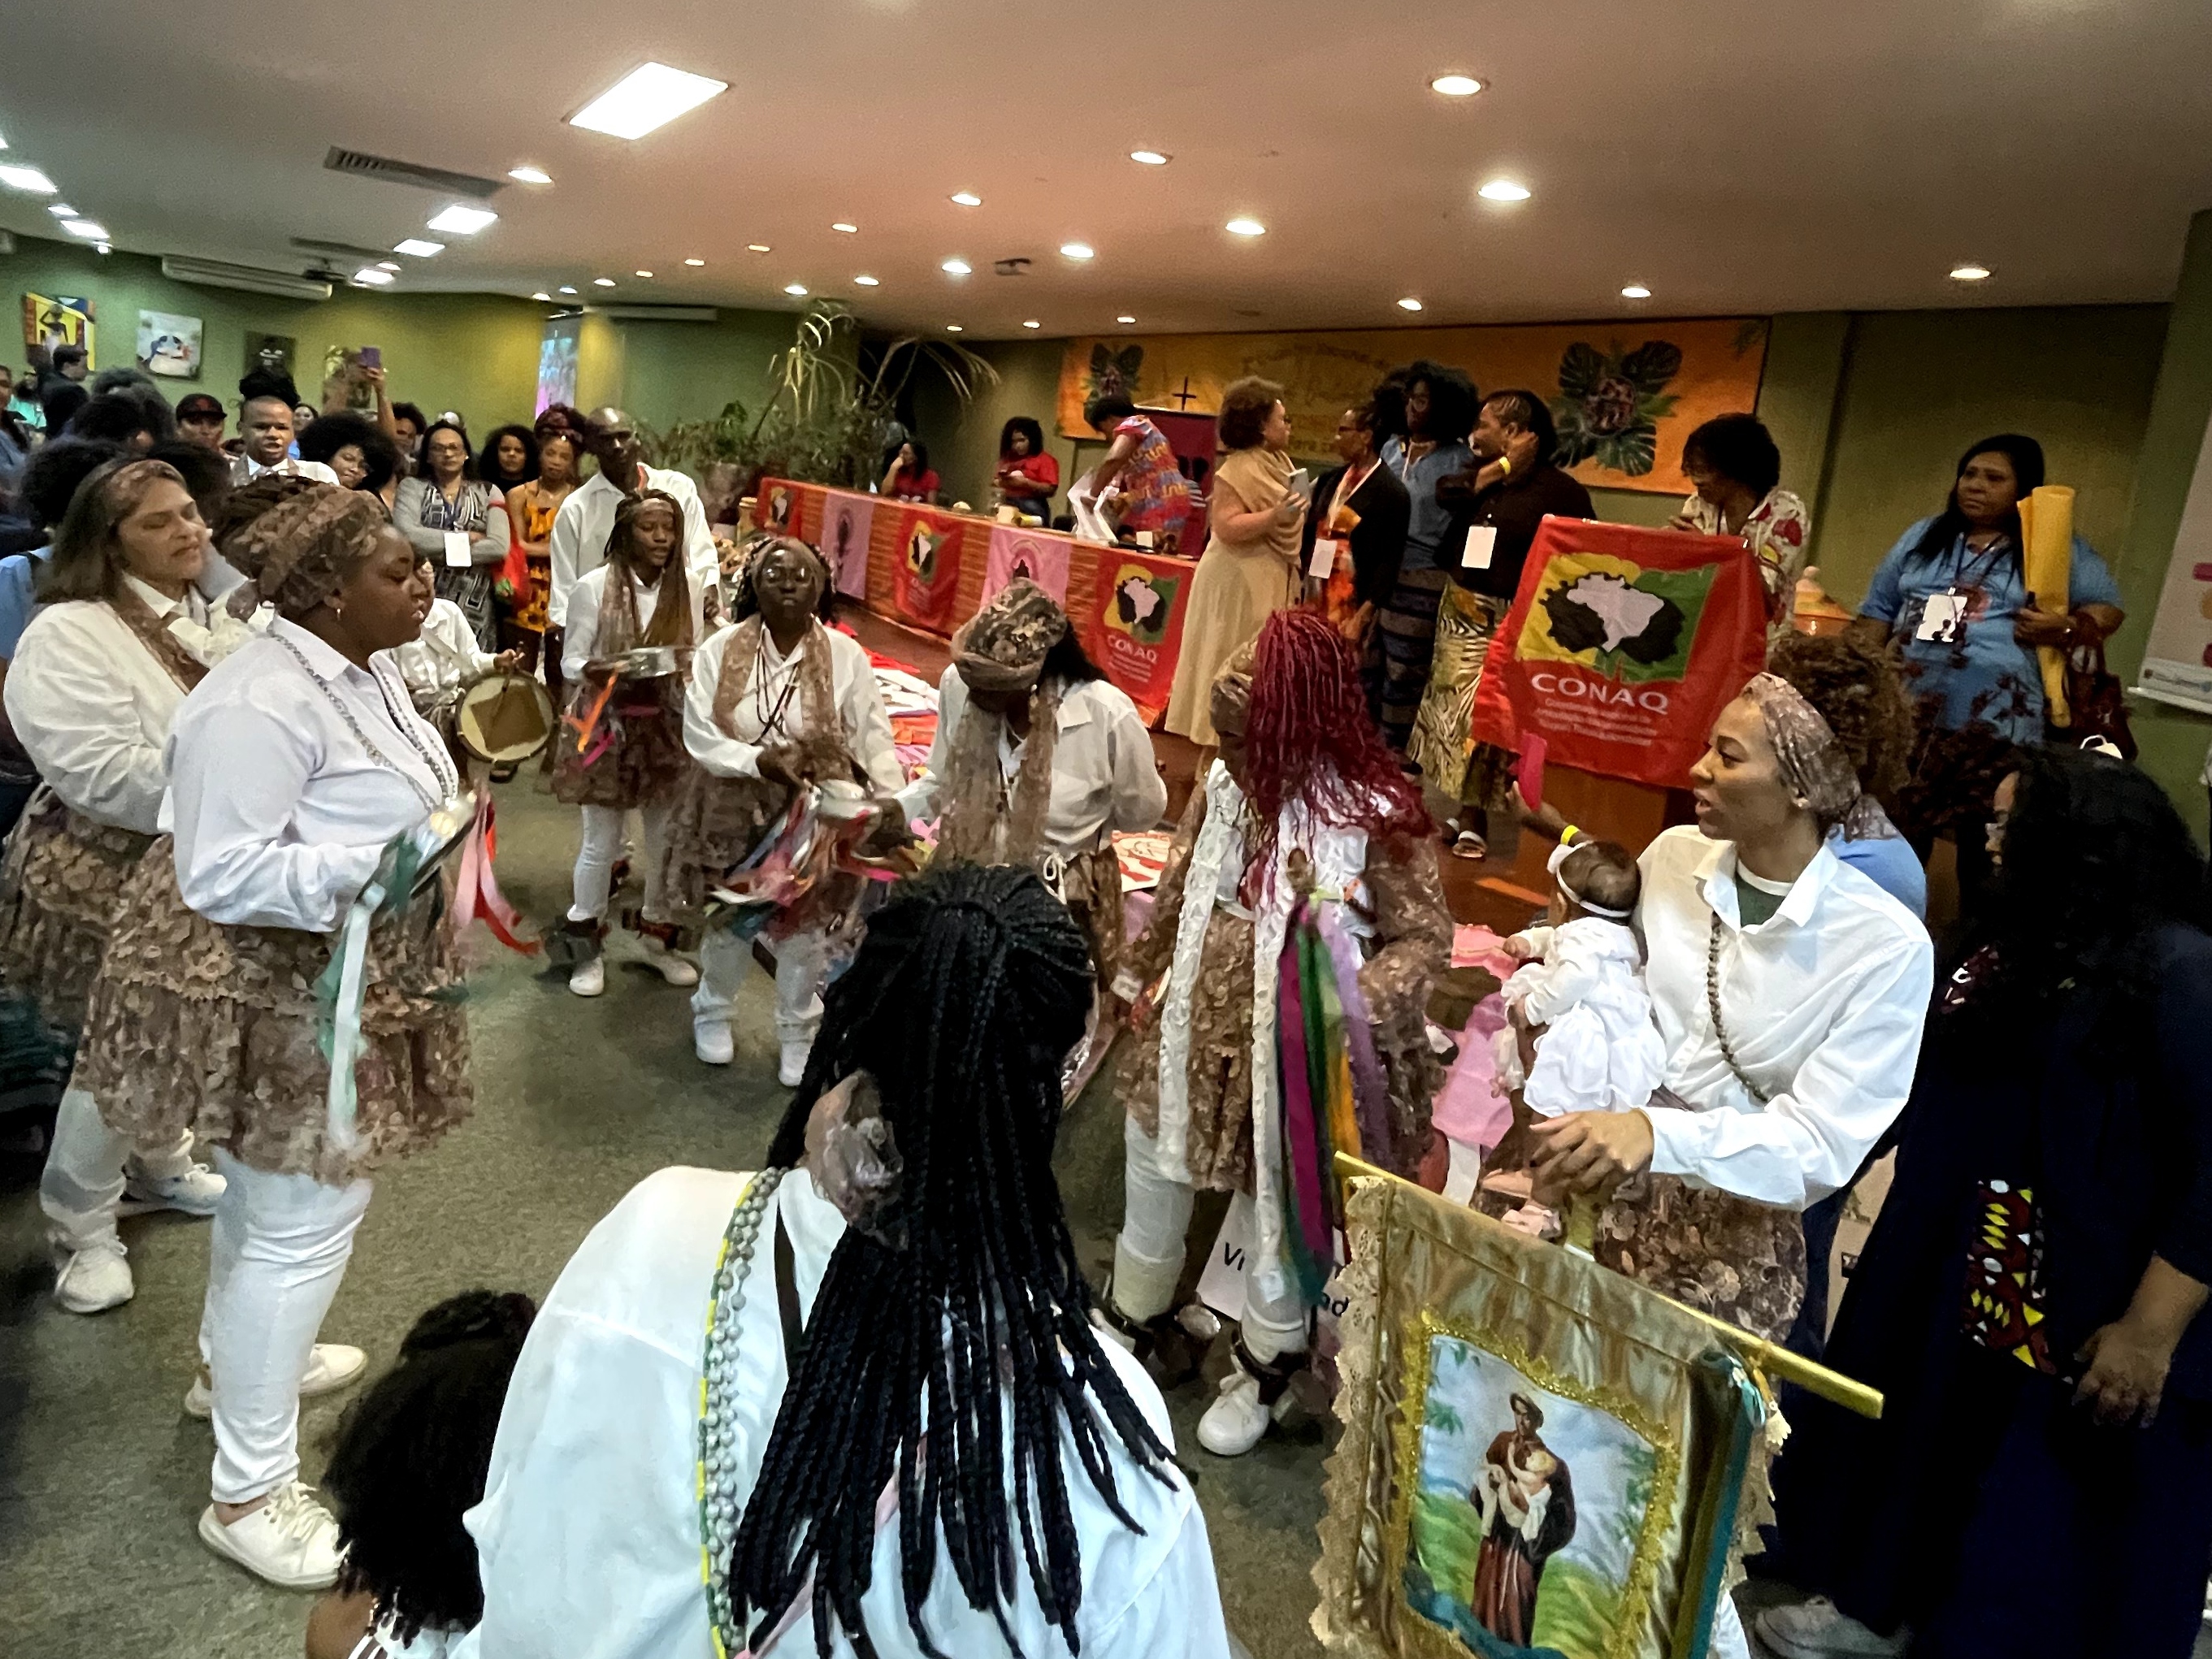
left=667, top=535, right=902, bottom=1081
left=552, top=488, right=717, bottom=998
left=1102, top=609, right=1451, bottom=1458
left=69, top=474, right=472, bottom=1591
left=3, top=459, right=229, bottom=1316
left=883, top=578, right=1167, bottom=1010
left=458, top=864, right=1233, bottom=1659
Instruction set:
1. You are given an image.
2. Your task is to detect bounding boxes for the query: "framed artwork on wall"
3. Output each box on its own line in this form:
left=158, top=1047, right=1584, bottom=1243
left=136, top=310, right=203, bottom=379
left=22, top=293, right=96, bottom=368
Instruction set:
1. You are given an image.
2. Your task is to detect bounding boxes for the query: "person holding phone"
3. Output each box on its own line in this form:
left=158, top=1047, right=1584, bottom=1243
left=1163, top=377, right=1308, bottom=747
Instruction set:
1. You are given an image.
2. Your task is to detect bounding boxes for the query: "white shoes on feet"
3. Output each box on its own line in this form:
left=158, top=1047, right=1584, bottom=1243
left=54, top=1239, right=133, bottom=1313
left=1754, top=1597, right=1909, bottom=1659
left=640, top=935, right=699, bottom=987
left=197, top=1480, right=343, bottom=1588
left=184, top=1343, right=367, bottom=1420
left=694, top=1016, right=734, bottom=1067
left=117, top=1160, right=226, bottom=1218
left=568, top=954, right=606, bottom=998
left=1197, top=1362, right=1293, bottom=1457
left=778, top=1036, right=812, bottom=1088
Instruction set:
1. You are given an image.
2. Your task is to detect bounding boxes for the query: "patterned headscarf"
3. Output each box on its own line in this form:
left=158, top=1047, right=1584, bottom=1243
left=216, top=474, right=390, bottom=620
left=951, top=578, right=1069, bottom=694
left=1741, top=671, right=1889, bottom=838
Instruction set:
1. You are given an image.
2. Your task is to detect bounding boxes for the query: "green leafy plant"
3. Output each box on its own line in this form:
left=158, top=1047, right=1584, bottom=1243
left=1549, top=339, right=1682, bottom=476
left=646, top=301, right=1000, bottom=497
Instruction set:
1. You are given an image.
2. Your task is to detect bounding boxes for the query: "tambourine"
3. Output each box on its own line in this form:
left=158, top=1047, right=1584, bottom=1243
left=454, top=669, right=558, bottom=764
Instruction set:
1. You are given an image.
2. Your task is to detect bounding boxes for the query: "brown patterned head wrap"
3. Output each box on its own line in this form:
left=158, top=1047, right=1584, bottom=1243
left=215, top=474, right=389, bottom=620
left=951, top=578, right=1069, bottom=695
left=1740, top=671, right=1886, bottom=837
left=1208, top=641, right=1256, bottom=737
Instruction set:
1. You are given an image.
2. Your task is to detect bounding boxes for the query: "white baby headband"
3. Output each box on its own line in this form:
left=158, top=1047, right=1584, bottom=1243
left=1547, top=838, right=1633, bottom=920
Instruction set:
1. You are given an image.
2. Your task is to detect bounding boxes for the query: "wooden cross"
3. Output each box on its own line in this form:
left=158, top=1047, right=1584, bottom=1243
left=1171, top=376, right=1198, bottom=409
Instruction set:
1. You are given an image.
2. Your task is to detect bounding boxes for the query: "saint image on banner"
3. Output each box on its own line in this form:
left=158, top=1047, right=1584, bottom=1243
left=1468, top=1393, right=1577, bottom=1645
left=823, top=494, right=874, bottom=600
left=982, top=525, right=1071, bottom=607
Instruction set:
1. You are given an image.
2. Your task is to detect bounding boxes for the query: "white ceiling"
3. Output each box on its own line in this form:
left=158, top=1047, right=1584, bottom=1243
left=2, top=1, right=2210, bottom=338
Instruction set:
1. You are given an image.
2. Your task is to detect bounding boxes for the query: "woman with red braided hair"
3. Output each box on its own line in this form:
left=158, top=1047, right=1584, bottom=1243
left=1100, top=608, right=1451, bottom=1457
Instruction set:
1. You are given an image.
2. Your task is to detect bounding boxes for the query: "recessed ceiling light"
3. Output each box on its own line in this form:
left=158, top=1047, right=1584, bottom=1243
left=393, top=238, right=445, bottom=258
left=1130, top=149, right=1169, bottom=166
left=531, top=291, right=553, bottom=301
left=1478, top=179, right=1531, bottom=202
left=557, top=285, right=578, bottom=295
left=94, top=243, right=109, bottom=256
left=635, top=269, right=653, bottom=278
left=1060, top=242, right=1095, bottom=260
left=62, top=219, right=106, bottom=240
left=831, top=222, right=858, bottom=234
left=46, top=202, right=75, bottom=216
left=1116, top=315, right=1136, bottom=324
left=1430, top=74, right=1485, bottom=97
left=853, top=275, right=879, bottom=286
left=353, top=267, right=395, bottom=286
left=376, top=260, right=401, bottom=271
left=1225, top=218, right=1266, bottom=236
left=941, top=258, right=972, bottom=275
left=1950, top=263, right=1992, bottom=282
left=683, top=257, right=705, bottom=266
left=1022, top=319, right=1042, bottom=329
left=1397, top=297, right=1424, bottom=312
left=508, top=166, right=553, bottom=184
left=1620, top=284, right=1652, bottom=300
left=747, top=244, right=771, bottom=253
left=568, top=62, right=729, bottom=140
left=427, top=204, right=497, bottom=235
left=593, top=277, right=617, bottom=288
left=950, top=191, right=982, bottom=207
left=784, top=284, right=809, bottom=296
left=0, top=164, right=57, bottom=194
left=946, top=324, right=964, bottom=332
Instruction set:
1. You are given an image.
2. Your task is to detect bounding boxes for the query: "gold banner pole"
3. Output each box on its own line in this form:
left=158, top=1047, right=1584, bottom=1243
left=1332, top=1150, right=1882, bottom=1420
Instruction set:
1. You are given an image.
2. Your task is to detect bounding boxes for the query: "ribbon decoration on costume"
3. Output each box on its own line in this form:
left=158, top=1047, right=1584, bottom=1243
left=451, top=791, right=539, bottom=954
left=706, top=786, right=898, bottom=946
left=566, top=675, right=620, bottom=757
left=314, top=834, right=426, bottom=1155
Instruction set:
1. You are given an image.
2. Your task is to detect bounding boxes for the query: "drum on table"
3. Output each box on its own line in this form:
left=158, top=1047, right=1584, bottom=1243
left=455, top=669, right=558, bottom=765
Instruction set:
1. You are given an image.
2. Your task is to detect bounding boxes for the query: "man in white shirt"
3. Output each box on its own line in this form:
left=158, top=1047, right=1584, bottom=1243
left=228, top=396, right=338, bottom=487
left=545, top=406, right=717, bottom=636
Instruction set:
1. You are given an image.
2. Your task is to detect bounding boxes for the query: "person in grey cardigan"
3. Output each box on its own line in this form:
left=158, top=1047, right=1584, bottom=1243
left=393, top=418, right=510, bottom=649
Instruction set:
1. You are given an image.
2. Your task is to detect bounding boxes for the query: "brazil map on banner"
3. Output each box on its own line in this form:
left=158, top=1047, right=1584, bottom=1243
left=890, top=509, right=967, bottom=632
left=1081, top=551, right=1189, bottom=724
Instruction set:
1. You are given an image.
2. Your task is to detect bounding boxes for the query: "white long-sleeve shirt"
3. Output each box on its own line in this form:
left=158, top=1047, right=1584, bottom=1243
left=683, top=622, right=903, bottom=793
left=383, top=596, right=497, bottom=712
left=1636, top=825, right=1933, bottom=1207
left=456, top=1166, right=1232, bottom=1659
left=163, top=617, right=453, bottom=932
left=560, top=565, right=717, bottom=683
left=546, top=466, right=718, bottom=631
left=3, top=576, right=213, bottom=833
left=895, top=669, right=1167, bottom=856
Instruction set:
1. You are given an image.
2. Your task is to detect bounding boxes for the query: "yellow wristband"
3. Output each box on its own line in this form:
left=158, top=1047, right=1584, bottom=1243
left=1498, top=455, right=1513, bottom=477
left=1559, top=824, right=1581, bottom=846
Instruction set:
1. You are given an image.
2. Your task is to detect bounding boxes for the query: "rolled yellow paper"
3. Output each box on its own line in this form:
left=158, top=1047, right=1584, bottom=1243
left=2019, top=483, right=2075, bottom=726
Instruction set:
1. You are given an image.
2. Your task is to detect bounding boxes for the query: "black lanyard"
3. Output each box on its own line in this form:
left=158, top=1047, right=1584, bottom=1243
left=775, top=1208, right=807, bottom=1374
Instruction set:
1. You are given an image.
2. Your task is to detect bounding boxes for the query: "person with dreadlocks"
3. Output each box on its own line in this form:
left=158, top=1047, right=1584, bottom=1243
left=2, top=459, right=230, bottom=1315
left=455, top=863, right=1232, bottom=1659
left=552, top=487, right=715, bottom=998
left=1103, top=608, right=1451, bottom=1458
left=667, top=535, right=902, bottom=1080
left=68, top=474, right=473, bottom=1588
left=879, top=578, right=1166, bottom=1015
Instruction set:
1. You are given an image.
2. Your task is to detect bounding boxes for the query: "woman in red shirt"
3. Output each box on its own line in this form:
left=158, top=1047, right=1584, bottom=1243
left=995, top=418, right=1060, bottom=522
left=881, top=440, right=939, bottom=504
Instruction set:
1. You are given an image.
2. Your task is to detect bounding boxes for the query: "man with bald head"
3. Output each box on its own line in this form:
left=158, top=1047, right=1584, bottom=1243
left=545, top=405, right=717, bottom=635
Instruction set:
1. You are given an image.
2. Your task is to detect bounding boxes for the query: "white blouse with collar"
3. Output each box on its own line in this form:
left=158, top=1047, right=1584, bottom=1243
left=681, top=622, right=903, bottom=792
left=559, top=564, right=716, bottom=683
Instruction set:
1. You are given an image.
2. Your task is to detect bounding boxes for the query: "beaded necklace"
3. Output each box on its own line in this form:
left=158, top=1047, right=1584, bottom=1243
left=696, top=1167, right=786, bottom=1657
left=274, top=633, right=458, bottom=812
left=1705, top=915, right=1772, bottom=1103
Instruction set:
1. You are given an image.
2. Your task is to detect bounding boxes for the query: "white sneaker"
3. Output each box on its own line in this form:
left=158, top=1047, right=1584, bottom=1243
left=54, top=1239, right=133, bottom=1314
left=1197, top=1363, right=1292, bottom=1457
left=1754, top=1597, right=1909, bottom=1659
left=640, top=935, right=699, bottom=987
left=694, top=1016, right=734, bottom=1066
left=184, top=1343, right=368, bottom=1419
left=118, top=1161, right=225, bottom=1219
left=197, top=1481, right=342, bottom=1589
left=568, top=954, right=605, bottom=998
left=778, top=1036, right=812, bottom=1088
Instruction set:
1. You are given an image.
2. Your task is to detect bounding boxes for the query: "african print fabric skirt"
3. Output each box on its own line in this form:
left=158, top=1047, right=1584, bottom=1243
left=1407, top=583, right=1512, bottom=806
left=1374, top=568, right=1450, bottom=752
left=0, top=790, right=154, bottom=1036
left=76, top=838, right=471, bottom=1184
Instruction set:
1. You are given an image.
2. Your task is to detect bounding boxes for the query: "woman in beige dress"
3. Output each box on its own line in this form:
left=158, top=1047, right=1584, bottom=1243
left=1163, top=378, right=1307, bottom=746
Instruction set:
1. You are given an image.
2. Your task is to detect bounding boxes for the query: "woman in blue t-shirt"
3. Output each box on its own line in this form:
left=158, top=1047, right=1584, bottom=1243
left=1851, top=434, right=2123, bottom=898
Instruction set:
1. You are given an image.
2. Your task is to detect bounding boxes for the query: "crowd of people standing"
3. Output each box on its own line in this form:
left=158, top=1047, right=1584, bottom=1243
left=0, top=344, right=2205, bottom=1659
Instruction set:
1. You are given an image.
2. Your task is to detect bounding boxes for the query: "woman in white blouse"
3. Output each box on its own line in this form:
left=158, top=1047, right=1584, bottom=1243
left=455, top=865, right=1230, bottom=1659
left=3, top=458, right=228, bottom=1314
left=879, top=580, right=1167, bottom=1007
left=71, top=476, right=474, bottom=1592
left=552, top=490, right=715, bottom=998
left=666, top=536, right=901, bottom=1083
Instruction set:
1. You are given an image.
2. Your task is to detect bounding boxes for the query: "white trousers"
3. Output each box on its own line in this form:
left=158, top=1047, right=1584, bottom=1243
left=694, top=926, right=825, bottom=1044
left=1115, top=1116, right=1308, bottom=1362
left=38, top=1085, right=197, bottom=1254
left=567, top=803, right=672, bottom=923
left=199, top=1150, right=373, bottom=1503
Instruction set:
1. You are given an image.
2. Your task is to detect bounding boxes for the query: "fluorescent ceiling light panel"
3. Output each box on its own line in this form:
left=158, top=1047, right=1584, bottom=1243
left=509, top=166, right=553, bottom=184
left=393, top=238, right=445, bottom=257
left=427, top=204, right=497, bottom=235
left=0, top=164, right=57, bottom=193
left=376, top=260, right=401, bottom=271
left=683, top=258, right=705, bottom=266
left=635, top=269, right=653, bottom=277
left=353, top=267, right=395, bottom=285
left=569, top=62, right=728, bottom=140
left=47, top=202, right=76, bottom=216
left=62, top=219, right=106, bottom=239
left=747, top=244, right=771, bottom=253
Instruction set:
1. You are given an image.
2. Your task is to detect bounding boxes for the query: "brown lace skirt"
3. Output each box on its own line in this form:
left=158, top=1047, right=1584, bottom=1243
left=1119, top=906, right=1258, bottom=1194
left=1591, top=1173, right=1806, bottom=1344
left=661, top=769, right=794, bottom=921
left=76, top=838, right=472, bottom=1185
left=550, top=693, right=692, bottom=811
left=1055, top=842, right=1125, bottom=997
left=0, top=791, right=154, bottom=1033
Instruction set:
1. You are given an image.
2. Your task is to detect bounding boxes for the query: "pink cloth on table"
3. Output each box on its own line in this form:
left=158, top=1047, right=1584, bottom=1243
left=1451, top=922, right=1520, bottom=980
left=1431, top=992, right=1512, bottom=1152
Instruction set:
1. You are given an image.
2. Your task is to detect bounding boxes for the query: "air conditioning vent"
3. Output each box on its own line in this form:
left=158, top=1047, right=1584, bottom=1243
left=322, top=148, right=504, bottom=200
left=291, top=236, right=396, bottom=262
left=592, top=305, right=719, bottom=323
left=161, top=256, right=333, bottom=301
